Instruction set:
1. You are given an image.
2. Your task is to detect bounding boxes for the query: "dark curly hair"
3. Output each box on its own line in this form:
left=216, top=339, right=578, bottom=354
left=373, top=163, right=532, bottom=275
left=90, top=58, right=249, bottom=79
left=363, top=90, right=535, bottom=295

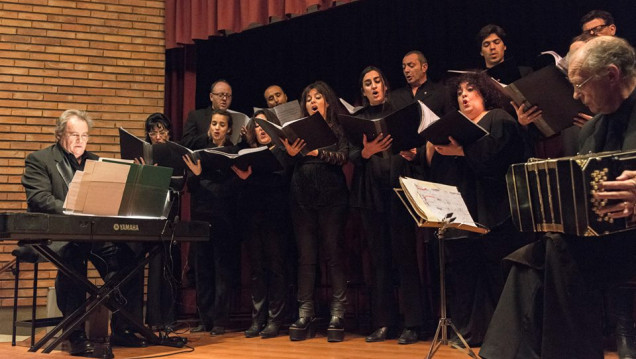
left=448, top=72, right=506, bottom=111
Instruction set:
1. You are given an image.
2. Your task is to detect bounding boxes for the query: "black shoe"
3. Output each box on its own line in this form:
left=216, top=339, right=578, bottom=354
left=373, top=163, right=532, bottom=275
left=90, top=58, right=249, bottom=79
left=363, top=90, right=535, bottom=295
left=398, top=328, right=418, bottom=345
left=366, top=327, right=389, bottom=342
left=327, top=316, right=344, bottom=342
left=190, top=324, right=207, bottom=333
left=289, top=317, right=316, bottom=341
left=210, top=326, right=225, bottom=336
left=69, top=331, right=95, bottom=357
left=449, top=335, right=481, bottom=348
left=245, top=321, right=265, bottom=338
left=111, top=330, right=148, bottom=348
left=260, top=322, right=280, bottom=339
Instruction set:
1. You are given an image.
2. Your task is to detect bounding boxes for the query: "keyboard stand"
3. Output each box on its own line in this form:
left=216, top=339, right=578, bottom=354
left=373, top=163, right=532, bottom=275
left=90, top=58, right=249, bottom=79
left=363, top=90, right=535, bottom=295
left=29, top=243, right=164, bottom=354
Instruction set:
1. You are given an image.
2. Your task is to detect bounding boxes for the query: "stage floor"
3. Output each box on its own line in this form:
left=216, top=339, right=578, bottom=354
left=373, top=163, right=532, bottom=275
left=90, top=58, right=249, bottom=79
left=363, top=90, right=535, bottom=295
left=0, top=329, right=621, bottom=359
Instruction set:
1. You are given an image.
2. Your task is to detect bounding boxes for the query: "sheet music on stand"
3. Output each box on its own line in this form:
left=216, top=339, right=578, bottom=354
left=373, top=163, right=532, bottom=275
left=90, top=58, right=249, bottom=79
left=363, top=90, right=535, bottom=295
left=395, top=176, right=488, bottom=234
left=394, top=176, right=486, bottom=359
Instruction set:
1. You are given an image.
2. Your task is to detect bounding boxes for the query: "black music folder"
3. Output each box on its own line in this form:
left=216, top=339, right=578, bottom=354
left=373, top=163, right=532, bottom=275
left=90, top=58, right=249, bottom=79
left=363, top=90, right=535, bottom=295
left=119, top=128, right=282, bottom=174
left=119, top=127, right=151, bottom=161
left=197, top=146, right=283, bottom=173
left=119, top=127, right=189, bottom=173
left=419, top=110, right=489, bottom=146
left=492, top=65, right=591, bottom=137
left=338, top=101, right=438, bottom=154
left=254, top=112, right=337, bottom=155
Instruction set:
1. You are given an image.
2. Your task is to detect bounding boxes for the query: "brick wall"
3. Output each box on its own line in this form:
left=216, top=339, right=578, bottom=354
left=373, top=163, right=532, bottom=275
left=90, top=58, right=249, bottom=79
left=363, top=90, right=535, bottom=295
left=0, top=0, right=165, bottom=307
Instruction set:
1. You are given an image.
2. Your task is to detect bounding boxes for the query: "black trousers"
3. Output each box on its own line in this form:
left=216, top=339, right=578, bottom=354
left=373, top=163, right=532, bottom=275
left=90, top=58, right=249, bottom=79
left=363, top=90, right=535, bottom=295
left=55, top=241, right=143, bottom=334
left=246, top=207, right=289, bottom=324
left=145, top=241, right=181, bottom=328
left=292, top=204, right=348, bottom=318
left=480, top=232, right=636, bottom=359
left=194, top=213, right=240, bottom=329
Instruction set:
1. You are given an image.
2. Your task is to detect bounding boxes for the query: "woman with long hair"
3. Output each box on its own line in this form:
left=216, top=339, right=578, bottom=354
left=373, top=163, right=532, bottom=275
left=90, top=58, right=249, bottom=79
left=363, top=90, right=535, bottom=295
left=350, top=66, right=427, bottom=344
left=282, top=81, right=349, bottom=342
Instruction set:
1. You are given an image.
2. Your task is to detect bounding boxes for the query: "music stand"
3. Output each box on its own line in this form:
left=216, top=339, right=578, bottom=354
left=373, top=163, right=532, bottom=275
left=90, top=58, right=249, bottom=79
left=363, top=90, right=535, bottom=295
left=393, top=180, right=486, bottom=359
left=426, top=213, right=480, bottom=359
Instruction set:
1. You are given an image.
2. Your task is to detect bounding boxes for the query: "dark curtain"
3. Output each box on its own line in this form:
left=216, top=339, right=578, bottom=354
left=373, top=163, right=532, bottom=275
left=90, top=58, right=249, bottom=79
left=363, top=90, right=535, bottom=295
left=186, top=0, right=636, bottom=116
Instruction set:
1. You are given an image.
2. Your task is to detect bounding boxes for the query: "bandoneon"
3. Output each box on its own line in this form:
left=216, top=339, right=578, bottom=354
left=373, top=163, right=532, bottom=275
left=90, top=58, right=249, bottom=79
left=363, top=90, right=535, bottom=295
left=506, top=150, right=636, bottom=236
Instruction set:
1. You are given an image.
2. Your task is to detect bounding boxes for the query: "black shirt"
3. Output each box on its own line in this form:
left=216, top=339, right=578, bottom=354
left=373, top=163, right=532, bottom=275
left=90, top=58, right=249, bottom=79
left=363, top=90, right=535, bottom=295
left=390, top=79, right=453, bottom=117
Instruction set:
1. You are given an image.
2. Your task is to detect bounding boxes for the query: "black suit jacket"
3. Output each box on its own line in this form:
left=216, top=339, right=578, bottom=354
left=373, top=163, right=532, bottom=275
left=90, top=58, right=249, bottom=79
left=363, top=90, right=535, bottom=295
left=181, top=106, right=212, bottom=150
left=578, top=90, right=636, bottom=153
left=22, top=143, right=98, bottom=214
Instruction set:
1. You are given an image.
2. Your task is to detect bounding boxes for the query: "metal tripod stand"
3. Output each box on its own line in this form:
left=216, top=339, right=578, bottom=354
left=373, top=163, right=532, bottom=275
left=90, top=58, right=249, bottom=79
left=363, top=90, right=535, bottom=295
left=426, top=213, right=480, bottom=359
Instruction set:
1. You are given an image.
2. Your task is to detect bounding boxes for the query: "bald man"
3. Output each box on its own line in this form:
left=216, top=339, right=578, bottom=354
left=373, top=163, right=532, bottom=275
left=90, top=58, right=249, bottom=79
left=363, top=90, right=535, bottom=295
left=263, top=85, right=288, bottom=108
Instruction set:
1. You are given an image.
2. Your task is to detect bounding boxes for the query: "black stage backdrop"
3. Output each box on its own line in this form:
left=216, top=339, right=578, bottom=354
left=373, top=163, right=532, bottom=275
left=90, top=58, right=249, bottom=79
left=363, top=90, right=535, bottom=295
left=191, top=0, right=636, bottom=116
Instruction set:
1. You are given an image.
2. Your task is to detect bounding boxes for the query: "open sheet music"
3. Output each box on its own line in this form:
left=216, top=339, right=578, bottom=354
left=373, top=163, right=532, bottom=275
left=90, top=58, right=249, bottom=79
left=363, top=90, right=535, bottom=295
left=254, top=112, right=337, bottom=155
left=253, top=100, right=302, bottom=125
left=395, top=176, right=488, bottom=234
left=119, top=127, right=282, bottom=174
left=197, top=146, right=283, bottom=173
left=419, top=109, right=489, bottom=146
left=339, top=98, right=364, bottom=115
left=490, top=62, right=591, bottom=137
left=338, top=101, right=436, bottom=155
left=227, top=110, right=250, bottom=144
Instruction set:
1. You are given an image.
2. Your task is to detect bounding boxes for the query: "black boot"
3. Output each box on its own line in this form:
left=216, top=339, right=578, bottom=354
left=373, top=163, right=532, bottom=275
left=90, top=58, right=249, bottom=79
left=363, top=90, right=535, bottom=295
left=327, top=316, right=344, bottom=342
left=244, top=321, right=265, bottom=338
left=289, top=317, right=316, bottom=341
left=260, top=321, right=281, bottom=339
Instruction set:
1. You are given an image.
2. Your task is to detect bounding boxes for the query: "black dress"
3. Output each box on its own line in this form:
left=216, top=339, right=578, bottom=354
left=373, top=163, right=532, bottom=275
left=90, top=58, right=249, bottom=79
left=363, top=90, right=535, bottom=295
left=289, top=119, right=349, bottom=319
left=349, top=102, right=426, bottom=329
left=428, top=108, right=530, bottom=345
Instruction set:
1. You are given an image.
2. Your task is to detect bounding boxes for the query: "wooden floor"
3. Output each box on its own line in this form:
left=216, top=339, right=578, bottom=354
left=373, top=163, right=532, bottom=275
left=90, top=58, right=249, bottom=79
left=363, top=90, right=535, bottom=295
left=0, top=330, right=621, bottom=359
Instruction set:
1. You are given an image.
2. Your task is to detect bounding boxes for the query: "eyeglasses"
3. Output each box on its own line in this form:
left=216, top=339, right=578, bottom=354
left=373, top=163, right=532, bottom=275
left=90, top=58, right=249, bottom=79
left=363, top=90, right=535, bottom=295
left=571, top=74, right=596, bottom=92
left=584, top=24, right=609, bottom=35
left=212, top=92, right=232, bottom=99
left=148, top=130, right=168, bottom=137
left=65, top=132, right=89, bottom=141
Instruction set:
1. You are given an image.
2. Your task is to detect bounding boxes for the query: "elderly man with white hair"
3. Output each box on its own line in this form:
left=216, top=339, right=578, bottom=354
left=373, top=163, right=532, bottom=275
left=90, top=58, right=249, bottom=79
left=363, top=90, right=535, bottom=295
left=479, top=36, right=636, bottom=359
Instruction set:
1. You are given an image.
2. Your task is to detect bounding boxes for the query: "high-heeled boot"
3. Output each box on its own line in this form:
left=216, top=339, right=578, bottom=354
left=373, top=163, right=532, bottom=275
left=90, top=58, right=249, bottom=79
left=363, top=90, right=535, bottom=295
left=289, top=317, right=316, bottom=341
left=327, top=316, right=344, bottom=342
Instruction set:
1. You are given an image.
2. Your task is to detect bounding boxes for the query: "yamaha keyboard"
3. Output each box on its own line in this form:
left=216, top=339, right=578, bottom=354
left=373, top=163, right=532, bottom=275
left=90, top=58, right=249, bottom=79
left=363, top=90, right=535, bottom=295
left=0, top=212, right=209, bottom=242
